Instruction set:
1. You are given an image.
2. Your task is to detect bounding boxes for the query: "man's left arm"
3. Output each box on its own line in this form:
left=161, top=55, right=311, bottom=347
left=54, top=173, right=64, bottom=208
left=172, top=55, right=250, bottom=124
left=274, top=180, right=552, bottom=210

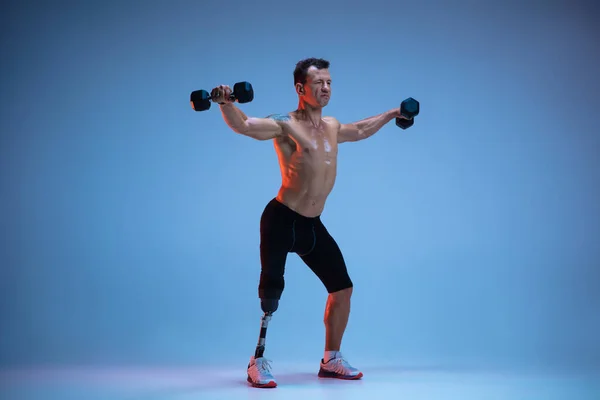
left=337, top=108, right=402, bottom=143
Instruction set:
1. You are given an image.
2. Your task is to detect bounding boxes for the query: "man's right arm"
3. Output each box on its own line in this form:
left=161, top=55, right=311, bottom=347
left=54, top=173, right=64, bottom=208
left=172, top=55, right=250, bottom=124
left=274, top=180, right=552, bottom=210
left=219, top=103, right=287, bottom=141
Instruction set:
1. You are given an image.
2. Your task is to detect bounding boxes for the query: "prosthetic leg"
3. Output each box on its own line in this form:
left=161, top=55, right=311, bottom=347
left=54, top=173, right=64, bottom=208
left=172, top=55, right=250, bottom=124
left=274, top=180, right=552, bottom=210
left=247, top=298, right=279, bottom=388
left=254, top=312, right=272, bottom=358
left=254, top=298, right=278, bottom=358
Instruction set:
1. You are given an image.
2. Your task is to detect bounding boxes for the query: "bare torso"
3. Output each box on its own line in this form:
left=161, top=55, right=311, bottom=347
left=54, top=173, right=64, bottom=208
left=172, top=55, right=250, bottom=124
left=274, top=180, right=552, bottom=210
left=274, top=112, right=340, bottom=217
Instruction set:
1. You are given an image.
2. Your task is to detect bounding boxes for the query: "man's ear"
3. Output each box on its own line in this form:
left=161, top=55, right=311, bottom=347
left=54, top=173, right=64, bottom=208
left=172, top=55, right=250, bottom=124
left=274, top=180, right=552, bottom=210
left=295, top=83, right=305, bottom=96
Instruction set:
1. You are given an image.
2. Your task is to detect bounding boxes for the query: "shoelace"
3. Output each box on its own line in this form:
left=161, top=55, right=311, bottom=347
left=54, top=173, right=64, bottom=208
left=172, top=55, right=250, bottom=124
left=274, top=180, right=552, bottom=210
left=330, top=357, right=353, bottom=373
left=256, top=359, right=273, bottom=374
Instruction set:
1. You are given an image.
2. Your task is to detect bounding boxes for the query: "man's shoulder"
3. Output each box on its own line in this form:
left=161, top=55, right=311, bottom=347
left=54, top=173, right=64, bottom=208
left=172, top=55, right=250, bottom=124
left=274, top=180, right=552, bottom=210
left=265, top=113, right=292, bottom=122
left=323, top=116, right=341, bottom=128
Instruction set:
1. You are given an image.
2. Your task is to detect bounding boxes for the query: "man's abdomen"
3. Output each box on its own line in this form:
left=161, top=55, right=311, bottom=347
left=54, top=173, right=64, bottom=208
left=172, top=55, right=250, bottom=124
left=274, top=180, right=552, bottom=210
left=278, top=163, right=337, bottom=217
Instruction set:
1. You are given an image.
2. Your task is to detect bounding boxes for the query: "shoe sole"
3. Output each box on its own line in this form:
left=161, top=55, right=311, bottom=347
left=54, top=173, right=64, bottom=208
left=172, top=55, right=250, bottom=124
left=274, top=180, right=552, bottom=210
left=318, top=369, right=364, bottom=380
left=247, top=376, right=277, bottom=388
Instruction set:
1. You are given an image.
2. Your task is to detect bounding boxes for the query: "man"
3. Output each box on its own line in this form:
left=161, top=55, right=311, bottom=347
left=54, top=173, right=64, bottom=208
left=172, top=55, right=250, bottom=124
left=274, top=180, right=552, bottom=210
left=211, top=58, right=410, bottom=388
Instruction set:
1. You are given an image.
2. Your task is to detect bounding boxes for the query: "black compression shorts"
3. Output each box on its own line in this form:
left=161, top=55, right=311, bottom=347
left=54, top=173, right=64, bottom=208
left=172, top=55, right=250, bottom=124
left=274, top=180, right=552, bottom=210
left=258, top=198, right=353, bottom=300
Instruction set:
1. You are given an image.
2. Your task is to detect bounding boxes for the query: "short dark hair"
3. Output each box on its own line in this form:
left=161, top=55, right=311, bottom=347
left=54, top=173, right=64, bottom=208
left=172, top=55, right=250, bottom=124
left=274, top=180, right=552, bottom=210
left=293, top=57, right=330, bottom=85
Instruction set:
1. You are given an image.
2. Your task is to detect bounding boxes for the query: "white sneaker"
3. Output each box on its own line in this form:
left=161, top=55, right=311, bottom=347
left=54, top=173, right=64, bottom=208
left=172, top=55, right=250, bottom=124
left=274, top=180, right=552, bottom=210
left=318, top=354, right=363, bottom=380
left=247, top=356, right=277, bottom=388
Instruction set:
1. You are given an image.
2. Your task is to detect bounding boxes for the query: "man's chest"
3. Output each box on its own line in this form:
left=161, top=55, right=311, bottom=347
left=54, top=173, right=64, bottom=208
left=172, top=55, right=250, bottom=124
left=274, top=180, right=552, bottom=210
left=290, top=124, right=338, bottom=154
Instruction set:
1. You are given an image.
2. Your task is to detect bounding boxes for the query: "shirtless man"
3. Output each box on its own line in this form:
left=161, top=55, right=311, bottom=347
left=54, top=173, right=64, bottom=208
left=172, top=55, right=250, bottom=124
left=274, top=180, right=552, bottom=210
left=211, top=58, right=410, bottom=388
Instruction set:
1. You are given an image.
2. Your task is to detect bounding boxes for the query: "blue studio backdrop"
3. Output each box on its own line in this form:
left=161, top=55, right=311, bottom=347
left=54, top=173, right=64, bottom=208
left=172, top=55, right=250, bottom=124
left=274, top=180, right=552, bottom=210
left=1, top=0, right=599, bottom=372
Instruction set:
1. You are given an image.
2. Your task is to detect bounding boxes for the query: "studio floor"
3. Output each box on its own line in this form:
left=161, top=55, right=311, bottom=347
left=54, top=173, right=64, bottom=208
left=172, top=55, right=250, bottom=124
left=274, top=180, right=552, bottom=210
left=1, top=362, right=599, bottom=400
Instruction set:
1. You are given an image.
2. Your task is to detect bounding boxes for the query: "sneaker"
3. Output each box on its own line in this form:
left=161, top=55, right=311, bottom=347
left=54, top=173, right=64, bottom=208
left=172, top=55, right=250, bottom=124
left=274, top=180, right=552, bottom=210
left=247, top=356, right=277, bottom=388
left=318, top=354, right=363, bottom=380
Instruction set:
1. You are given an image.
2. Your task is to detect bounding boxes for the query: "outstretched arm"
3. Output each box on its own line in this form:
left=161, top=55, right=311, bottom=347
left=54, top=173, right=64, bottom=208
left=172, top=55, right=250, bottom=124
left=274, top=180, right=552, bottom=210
left=219, top=103, right=285, bottom=141
left=337, top=108, right=400, bottom=143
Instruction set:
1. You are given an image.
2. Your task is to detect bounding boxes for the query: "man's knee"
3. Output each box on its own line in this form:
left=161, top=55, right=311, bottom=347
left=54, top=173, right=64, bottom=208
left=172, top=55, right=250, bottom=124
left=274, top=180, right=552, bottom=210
left=328, top=286, right=353, bottom=304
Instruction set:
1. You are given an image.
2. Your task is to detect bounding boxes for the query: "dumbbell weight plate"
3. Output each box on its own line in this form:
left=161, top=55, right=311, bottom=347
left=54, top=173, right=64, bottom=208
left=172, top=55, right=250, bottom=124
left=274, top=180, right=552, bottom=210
left=190, top=90, right=211, bottom=111
left=233, top=81, right=254, bottom=104
left=395, top=118, right=414, bottom=129
left=401, top=97, right=419, bottom=119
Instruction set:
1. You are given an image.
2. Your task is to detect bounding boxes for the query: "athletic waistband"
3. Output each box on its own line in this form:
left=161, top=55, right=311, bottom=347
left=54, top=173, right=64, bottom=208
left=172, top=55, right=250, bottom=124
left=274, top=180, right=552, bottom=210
left=270, top=198, right=321, bottom=221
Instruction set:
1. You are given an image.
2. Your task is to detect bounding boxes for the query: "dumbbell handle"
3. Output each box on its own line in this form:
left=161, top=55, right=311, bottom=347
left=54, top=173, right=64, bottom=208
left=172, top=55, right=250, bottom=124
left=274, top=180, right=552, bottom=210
left=209, top=93, right=237, bottom=104
left=211, top=86, right=251, bottom=102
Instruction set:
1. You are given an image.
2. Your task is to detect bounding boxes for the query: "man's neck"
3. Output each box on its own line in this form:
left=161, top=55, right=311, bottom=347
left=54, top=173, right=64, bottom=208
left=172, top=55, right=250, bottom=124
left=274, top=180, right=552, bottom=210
left=296, top=101, right=323, bottom=128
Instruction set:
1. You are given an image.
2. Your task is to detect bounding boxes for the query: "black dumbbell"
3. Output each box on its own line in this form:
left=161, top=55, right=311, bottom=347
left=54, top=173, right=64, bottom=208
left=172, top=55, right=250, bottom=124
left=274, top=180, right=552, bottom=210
left=190, top=81, right=254, bottom=112
left=395, top=97, right=420, bottom=129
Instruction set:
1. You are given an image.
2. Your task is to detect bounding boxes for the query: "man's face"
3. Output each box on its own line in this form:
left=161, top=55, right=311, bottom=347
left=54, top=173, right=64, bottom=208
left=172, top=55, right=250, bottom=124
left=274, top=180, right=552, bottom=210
left=300, top=66, right=331, bottom=107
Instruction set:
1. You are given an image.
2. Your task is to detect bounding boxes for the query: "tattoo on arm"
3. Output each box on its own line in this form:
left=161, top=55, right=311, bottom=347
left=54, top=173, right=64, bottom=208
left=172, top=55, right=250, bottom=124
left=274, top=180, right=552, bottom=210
left=266, top=113, right=291, bottom=122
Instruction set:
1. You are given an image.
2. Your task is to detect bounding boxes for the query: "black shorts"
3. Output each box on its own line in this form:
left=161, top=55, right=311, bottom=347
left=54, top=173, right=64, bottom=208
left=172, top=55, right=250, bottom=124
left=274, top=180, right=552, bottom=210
left=258, top=198, right=353, bottom=300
